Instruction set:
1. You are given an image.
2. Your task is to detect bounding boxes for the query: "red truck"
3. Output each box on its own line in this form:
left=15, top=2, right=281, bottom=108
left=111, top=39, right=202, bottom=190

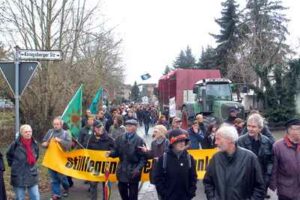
left=158, top=68, right=221, bottom=110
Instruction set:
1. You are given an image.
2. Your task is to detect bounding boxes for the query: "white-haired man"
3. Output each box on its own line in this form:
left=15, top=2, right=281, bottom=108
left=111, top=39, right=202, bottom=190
left=203, top=124, right=265, bottom=200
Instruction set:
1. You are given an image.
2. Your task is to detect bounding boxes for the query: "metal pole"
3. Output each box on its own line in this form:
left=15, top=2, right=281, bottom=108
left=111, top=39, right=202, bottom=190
left=14, top=46, right=20, bottom=138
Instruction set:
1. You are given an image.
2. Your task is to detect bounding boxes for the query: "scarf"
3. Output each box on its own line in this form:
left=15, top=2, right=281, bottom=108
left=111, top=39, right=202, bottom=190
left=20, top=137, right=36, bottom=165
left=284, top=135, right=300, bottom=151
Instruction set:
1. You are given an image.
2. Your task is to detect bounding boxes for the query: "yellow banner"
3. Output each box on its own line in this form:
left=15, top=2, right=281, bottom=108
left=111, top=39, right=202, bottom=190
left=42, top=139, right=217, bottom=182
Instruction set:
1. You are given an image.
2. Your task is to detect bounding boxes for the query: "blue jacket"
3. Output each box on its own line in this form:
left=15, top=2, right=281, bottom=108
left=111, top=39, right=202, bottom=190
left=187, top=128, right=204, bottom=149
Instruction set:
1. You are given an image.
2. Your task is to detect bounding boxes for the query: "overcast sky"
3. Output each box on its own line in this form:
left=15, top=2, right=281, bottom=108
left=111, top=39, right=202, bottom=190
left=102, top=0, right=300, bottom=85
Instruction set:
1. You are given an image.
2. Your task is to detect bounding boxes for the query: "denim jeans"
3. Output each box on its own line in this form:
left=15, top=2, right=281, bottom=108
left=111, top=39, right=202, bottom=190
left=48, top=169, right=69, bottom=197
left=14, top=184, right=40, bottom=200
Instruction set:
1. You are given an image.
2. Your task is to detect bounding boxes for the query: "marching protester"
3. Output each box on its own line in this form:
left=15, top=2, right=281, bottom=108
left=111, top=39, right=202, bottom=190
left=85, top=120, right=115, bottom=200
left=269, top=119, right=300, bottom=200
left=78, top=115, right=95, bottom=147
left=108, top=114, right=126, bottom=140
left=82, top=109, right=92, bottom=127
left=96, top=110, right=107, bottom=127
left=6, top=124, right=40, bottom=200
left=233, top=118, right=245, bottom=135
left=138, top=125, right=169, bottom=186
left=0, top=151, right=6, bottom=200
left=201, top=123, right=218, bottom=149
left=241, top=110, right=275, bottom=144
left=106, top=119, right=147, bottom=200
left=195, top=113, right=206, bottom=134
left=153, top=129, right=197, bottom=200
left=123, top=109, right=136, bottom=122
left=170, top=117, right=183, bottom=130
left=203, top=124, right=265, bottom=200
left=237, top=113, right=273, bottom=198
left=42, top=117, right=72, bottom=200
left=105, top=107, right=119, bottom=133
left=224, top=107, right=239, bottom=125
left=187, top=119, right=204, bottom=149
left=142, top=107, right=152, bottom=136
left=156, top=114, right=170, bottom=129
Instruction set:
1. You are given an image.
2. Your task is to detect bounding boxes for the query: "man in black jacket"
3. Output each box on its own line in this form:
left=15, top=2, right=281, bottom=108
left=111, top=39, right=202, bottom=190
left=238, top=113, right=273, bottom=198
left=86, top=120, right=114, bottom=200
left=153, top=129, right=197, bottom=200
left=106, top=119, right=146, bottom=200
left=203, top=124, right=265, bottom=200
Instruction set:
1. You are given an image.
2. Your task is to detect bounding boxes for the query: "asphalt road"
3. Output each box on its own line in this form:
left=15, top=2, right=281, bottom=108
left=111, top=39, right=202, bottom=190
left=41, top=126, right=284, bottom=200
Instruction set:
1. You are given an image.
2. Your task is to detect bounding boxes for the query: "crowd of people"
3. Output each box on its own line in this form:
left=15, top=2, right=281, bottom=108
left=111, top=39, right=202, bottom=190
left=0, top=102, right=300, bottom=200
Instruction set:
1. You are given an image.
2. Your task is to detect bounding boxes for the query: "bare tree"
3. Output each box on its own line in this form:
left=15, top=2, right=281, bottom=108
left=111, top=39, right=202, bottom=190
left=0, top=0, right=124, bottom=136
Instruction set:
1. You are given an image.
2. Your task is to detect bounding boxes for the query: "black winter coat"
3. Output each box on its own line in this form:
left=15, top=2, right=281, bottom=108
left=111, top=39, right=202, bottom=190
left=153, top=150, right=197, bottom=200
left=85, top=132, right=115, bottom=151
left=109, top=133, right=146, bottom=183
left=203, top=147, right=265, bottom=200
left=6, top=138, right=39, bottom=187
left=237, top=133, right=273, bottom=185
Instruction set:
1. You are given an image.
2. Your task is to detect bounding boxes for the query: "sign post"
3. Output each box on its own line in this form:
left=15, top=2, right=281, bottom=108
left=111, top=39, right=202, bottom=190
left=15, top=47, right=20, bottom=138
left=0, top=48, right=62, bottom=138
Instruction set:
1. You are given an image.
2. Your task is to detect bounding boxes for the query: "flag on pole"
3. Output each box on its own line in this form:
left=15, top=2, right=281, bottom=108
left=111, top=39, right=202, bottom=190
left=141, top=73, right=151, bottom=80
left=104, top=162, right=112, bottom=200
left=61, top=85, right=83, bottom=138
left=89, top=87, right=103, bottom=114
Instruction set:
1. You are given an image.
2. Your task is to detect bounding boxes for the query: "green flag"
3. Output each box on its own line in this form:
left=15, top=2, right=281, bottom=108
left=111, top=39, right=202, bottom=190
left=89, top=87, right=103, bottom=114
left=62, top=85, right=83, bottom=138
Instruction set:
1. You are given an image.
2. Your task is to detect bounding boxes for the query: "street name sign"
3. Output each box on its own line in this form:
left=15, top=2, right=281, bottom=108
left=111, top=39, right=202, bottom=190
left=19, top=49, right=62, bottom=60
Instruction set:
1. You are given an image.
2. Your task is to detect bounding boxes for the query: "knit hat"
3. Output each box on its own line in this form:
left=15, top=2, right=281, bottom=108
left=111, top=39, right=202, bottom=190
left=169, top=129, right=189, bottom=145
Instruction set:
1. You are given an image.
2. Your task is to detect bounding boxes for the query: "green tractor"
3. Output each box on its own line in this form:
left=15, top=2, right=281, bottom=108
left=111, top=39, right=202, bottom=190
left=182, top=78, right=244, bottom=125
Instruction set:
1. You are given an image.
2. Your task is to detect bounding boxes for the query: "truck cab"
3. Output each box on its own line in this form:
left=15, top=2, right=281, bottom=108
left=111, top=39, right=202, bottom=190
left=183, top=78, right=244, bottom=124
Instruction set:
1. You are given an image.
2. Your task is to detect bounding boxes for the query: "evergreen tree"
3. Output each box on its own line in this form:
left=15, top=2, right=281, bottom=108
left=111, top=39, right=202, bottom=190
left=197, top=46, right=219, bottom=69
left=163, top=65, right=172, bottom=75
left=173, top=46, right=196, bottom=68
left=130, top=81, right=140, bottom=102
left=211, top=0, right=240, bottom=76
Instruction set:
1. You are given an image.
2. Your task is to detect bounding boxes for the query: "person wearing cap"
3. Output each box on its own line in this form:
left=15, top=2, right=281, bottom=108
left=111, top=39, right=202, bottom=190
left=237, top=113, right=273, bottom=198
left=78, top=115, right=95, bottom=148
left=269, top=119, right=300, bottom=200
left=203, top=124, right=265, bottom=200
left=85, top=120, right=114, bottom=200
left=106, top=119, right=147, bottom=200
left=224, top=107, right=239, bottom=125
left=153, top=129, right=197, bottom=200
